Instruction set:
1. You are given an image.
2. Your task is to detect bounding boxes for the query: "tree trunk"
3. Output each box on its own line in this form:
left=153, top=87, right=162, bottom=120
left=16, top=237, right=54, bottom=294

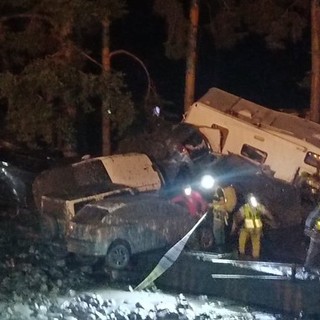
left=310, top=0, right=320, bottom=123
left=184, top=0, right=199, bottom=113
left=101, top=19, right=111, bottom=155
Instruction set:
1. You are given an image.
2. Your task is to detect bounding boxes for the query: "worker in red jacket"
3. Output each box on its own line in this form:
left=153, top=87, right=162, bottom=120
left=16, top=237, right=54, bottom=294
left=171, top=185, right=208, bottom=218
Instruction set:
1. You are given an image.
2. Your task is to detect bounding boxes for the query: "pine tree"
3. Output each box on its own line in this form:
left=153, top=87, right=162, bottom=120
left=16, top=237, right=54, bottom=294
left=0, top=0, right=135, bottom=155
left=154, top=0, right=320, bottom=122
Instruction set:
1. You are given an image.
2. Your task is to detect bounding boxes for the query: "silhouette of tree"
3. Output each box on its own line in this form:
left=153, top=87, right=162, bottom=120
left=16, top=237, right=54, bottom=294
left=0, top=0, right=135, bottom=155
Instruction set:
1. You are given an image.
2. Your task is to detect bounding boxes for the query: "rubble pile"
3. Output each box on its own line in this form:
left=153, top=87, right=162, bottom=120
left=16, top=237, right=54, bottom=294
left=0, top=215, right=283, bottom=319
left=0, top=290, right=273, bottom=320
left=0, top=239, right=96, bottom=297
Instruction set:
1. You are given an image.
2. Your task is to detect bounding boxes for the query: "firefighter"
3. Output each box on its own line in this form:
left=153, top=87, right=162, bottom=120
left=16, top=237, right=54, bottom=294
left=171, top=185, right=208, bottom=218
left=304, top=203, right=320, bottom=269
left=209, top=186, right=237, bottom=252
left=231, top=193, right=276, bottom=260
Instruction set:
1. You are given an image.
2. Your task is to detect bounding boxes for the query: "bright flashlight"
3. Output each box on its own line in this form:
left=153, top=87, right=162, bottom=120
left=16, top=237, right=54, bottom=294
left=200, top=175, right=215, bottom=189
left=249, top=196, right=258, bottom=207
left=184, top=186, right=192, bottom=196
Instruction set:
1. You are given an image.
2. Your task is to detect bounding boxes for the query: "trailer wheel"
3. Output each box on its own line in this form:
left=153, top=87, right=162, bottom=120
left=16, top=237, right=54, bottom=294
left=105, top=240, right=131, bottom=270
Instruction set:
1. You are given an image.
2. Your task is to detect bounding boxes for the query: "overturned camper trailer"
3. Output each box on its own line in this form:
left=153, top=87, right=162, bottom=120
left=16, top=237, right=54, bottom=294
left=184, top=87, right=320, bottom=197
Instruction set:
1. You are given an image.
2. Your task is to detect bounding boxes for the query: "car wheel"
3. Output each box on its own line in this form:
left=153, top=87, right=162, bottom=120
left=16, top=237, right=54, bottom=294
left=198, top=226, right=214, bottom=251
left=105, top=240, right=131, bottom=270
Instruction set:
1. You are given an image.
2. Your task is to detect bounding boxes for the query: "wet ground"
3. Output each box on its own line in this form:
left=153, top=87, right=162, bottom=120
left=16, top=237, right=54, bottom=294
left=0, top=208, right=315, bottom=319
left=260, top=225, right=308, bottom=264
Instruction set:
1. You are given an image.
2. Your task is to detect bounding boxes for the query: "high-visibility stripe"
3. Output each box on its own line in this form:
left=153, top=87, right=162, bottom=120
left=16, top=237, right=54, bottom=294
left=134, top=212, right=208, bottom=291
left=243, top=204, right=262, bottom=229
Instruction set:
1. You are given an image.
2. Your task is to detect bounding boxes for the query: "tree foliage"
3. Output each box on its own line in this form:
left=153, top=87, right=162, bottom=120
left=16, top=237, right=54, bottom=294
left=0, top=0, right=135, bottom=151
left=153, top=0, right=189, bottom=59
left=237, top=0, right=309, bottom=49
left=0, top=61, right=133, bottom=146
left=154, top=0, right=310, bottom=55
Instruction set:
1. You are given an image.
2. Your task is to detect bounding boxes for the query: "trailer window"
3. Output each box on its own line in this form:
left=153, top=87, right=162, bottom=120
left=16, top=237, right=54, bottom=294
left=304, top=152, right=320, bottom=168
left=241, top=144, right=267, bottom=164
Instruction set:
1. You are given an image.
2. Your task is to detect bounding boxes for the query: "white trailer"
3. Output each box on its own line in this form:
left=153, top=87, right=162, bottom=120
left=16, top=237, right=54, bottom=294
left=184, top=87, right=320, bottom=190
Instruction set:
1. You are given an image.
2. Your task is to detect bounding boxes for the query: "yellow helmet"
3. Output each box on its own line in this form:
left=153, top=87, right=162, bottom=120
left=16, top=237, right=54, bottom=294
left=214, top=186, right=237, bottom=213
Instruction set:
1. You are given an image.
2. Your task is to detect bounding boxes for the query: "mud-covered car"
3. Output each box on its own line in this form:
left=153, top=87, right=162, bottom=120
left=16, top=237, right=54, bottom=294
left=67, top=193, right=198, bottom=269
left=32, top=153, right=164, bottom=240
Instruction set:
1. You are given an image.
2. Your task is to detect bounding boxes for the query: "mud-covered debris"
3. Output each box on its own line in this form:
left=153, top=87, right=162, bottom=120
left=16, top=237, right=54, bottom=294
left=0, top=208, right=287, bottom=320
left=0, top=287, right=276, bottom=320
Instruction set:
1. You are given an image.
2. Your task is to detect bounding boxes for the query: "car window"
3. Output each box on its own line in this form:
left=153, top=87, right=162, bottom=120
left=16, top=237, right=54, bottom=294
left=73, top=207, right=107, bottom=224
left=73, top=160, right=112, bottom=186
left=74, top=189, right=136, bottom=216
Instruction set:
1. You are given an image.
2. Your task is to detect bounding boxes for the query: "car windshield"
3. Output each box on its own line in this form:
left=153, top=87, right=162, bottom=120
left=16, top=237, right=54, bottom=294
left=73, top=206, right=108, bottom=224
left=33, top=159, right=115, bottom=208
left=72, top=160, right=111, bottom=186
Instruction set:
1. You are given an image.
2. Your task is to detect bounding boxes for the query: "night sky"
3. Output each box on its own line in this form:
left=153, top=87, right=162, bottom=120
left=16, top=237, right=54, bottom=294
left=110, top=0, right=310, bottom=115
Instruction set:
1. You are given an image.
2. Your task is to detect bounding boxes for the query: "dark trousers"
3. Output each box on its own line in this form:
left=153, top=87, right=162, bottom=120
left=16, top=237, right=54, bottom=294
left=213, top=211, right=225, bottom=248
left=305, top=238, right=320, bottom=269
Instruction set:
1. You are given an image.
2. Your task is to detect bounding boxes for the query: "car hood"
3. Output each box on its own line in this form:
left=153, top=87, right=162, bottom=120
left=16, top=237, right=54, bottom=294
left=83, top=192, right=160, bottom=213
left=72, top=192, right=179, bottom=225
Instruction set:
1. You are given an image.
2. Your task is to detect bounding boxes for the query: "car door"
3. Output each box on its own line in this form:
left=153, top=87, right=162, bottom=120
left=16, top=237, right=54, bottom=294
left=111, top=200, right=167, bottom=254
left=137, top=201, right=169, bottom=250
left=156, top=201, right=194, bottom=244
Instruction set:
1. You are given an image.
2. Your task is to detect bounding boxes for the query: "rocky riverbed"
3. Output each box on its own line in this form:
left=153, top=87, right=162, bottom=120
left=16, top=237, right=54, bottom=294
left=0, top=213, right=299, bottom=320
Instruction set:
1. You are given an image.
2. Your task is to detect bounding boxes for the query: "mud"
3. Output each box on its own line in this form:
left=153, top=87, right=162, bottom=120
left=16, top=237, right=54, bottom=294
left=0, top=210, right=296, bottom=319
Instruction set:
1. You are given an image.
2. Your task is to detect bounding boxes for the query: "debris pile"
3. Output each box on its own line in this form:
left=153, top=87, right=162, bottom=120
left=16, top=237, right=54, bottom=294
left=0, top=291, right=276, bottom=320
left=0, top=215, right=283, bottom=319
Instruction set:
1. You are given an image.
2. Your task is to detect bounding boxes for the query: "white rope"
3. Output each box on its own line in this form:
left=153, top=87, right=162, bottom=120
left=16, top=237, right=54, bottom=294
left=134, top=211, right=208, bottom=291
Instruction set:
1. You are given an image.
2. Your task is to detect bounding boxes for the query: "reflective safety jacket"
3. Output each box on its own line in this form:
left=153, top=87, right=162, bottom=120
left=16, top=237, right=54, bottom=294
left=316, top=218, right=320, bottom=231
left=241, top=203, right=263, bottom=229
left=212, top=198, right=226, bottom=212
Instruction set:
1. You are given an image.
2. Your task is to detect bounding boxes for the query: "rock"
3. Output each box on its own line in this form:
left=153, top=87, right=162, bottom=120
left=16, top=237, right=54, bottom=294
left=0, top=209, right=286, bottom=320
left=56, top=279, right=63, bottom=287
left=38, top=304, right=48, bottom=314
left=40, top=283, right=49, bottom=293
left=55, top=259, right=66, bottom=267
left=68, top=289, right=77, bottom=297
